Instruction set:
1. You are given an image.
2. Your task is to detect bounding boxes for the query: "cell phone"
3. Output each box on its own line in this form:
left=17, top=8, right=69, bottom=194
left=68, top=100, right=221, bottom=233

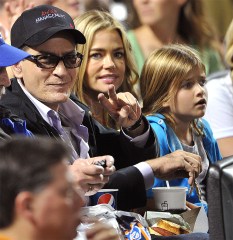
left=94, top=159, right=107, bottom=168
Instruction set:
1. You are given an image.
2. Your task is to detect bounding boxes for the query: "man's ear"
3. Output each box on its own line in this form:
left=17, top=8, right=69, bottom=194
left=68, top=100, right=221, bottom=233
left=12, top=62, right=23, bottom=78
left=15, top=192, right=35, bottom=223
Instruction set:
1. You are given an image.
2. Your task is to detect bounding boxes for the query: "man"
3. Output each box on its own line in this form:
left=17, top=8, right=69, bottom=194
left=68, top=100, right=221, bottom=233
left=0, top=5, right=202, bottom=210
left=0, top=32, right=115, bottom=197
left=0, top=137, right=120, bottom=240
left=0, top=32, right=32, bottom=139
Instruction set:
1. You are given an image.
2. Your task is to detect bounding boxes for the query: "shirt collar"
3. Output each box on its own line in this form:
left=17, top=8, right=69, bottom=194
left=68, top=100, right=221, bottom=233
left=17, top=79, right=85, bottom=126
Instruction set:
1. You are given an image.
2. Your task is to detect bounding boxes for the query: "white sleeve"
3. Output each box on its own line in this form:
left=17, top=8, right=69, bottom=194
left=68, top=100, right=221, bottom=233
left=204, top=74, right=233, bottom=139
left=134, top=162, right=154, bottom=189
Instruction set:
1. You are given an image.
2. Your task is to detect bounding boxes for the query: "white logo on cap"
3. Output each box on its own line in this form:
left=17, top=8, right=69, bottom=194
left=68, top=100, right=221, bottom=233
left=35, top=9, right=66, bottom=23
left=36, top=13, right=66, bottom=23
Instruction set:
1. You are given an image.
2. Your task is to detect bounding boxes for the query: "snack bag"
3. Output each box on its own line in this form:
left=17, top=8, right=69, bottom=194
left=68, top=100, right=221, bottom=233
left=116, top=215, right=151, bottom=240
left=78, top=204, right=151, bottom=240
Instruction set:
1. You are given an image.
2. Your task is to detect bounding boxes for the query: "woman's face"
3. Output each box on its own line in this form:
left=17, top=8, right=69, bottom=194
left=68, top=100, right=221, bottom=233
left=85, top=29, right=126, bottom=98
left=133, top=0, right=186, bottom=26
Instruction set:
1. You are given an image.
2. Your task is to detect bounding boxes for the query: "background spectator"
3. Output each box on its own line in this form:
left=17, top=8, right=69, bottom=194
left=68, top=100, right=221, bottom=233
left=52, top=0, right=84, bottom=19
left=126, top=0, right=224, bottom=78
left=203, top=0, right=233, bottom=43
left=0, top=32, right=32, bottom=138
left=204, top=18, right=233, bottom=158
left=0, top=137, right=120, bottom=240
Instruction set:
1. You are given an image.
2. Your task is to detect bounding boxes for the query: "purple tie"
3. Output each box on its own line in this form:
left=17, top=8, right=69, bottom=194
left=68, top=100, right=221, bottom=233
left=48, top=110, right=78, bottom=163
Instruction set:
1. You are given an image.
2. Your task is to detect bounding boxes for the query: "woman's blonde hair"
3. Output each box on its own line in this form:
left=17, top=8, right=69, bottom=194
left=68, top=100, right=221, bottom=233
left=73, top=10, right=138, bottom=103
left=140, top=44, right=205, bottom=134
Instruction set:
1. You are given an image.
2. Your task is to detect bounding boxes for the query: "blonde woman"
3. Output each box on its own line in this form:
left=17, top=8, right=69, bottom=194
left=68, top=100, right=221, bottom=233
left=74, top=10, right=139, bottom=129
left=140, top=44, right=222, bottom=212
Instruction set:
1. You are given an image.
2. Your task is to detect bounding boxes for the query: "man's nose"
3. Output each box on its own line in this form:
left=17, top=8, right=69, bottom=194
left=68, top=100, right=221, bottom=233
left=53, top=60, right=68, bottom=75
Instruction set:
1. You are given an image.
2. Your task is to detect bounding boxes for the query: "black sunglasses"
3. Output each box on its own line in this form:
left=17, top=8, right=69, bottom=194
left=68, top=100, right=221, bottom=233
left=26, top=52, right=83, bottom=69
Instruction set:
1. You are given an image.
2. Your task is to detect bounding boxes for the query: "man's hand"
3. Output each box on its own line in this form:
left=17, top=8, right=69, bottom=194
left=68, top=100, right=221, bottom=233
left=69, top=155, right=115, bottom=196
left=146, top=150, right=202, bottom=186
left=98, top=84, right=142, bottom=128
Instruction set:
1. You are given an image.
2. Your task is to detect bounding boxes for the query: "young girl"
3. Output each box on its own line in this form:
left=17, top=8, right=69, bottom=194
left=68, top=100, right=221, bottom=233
left=140, top=44, right=222, bottom=211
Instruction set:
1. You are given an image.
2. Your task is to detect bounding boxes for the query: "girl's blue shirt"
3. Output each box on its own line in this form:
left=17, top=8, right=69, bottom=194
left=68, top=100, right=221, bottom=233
left=147, top=113, right=222, bottom=212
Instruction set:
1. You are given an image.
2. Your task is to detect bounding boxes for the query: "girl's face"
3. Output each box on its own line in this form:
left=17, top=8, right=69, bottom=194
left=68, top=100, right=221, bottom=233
left=85, top=29, right=126, bottom=98
left=166, top=67, right=207, bottom=123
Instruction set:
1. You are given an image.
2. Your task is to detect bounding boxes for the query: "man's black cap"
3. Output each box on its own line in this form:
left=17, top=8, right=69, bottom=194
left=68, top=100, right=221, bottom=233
left=11, top=5, right=86, bottom=48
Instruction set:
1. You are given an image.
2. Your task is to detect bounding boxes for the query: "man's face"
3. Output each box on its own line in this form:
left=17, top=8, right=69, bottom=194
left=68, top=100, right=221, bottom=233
left=31, top=162, right=84, bottom=240
left=0, top=67, right=11, bottom=97
left=14, top=32, right=78, bottom=111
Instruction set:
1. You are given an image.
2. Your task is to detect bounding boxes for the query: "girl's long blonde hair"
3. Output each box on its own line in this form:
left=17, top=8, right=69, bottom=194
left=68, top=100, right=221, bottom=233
left=140, top=44, right=205, bottom=135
